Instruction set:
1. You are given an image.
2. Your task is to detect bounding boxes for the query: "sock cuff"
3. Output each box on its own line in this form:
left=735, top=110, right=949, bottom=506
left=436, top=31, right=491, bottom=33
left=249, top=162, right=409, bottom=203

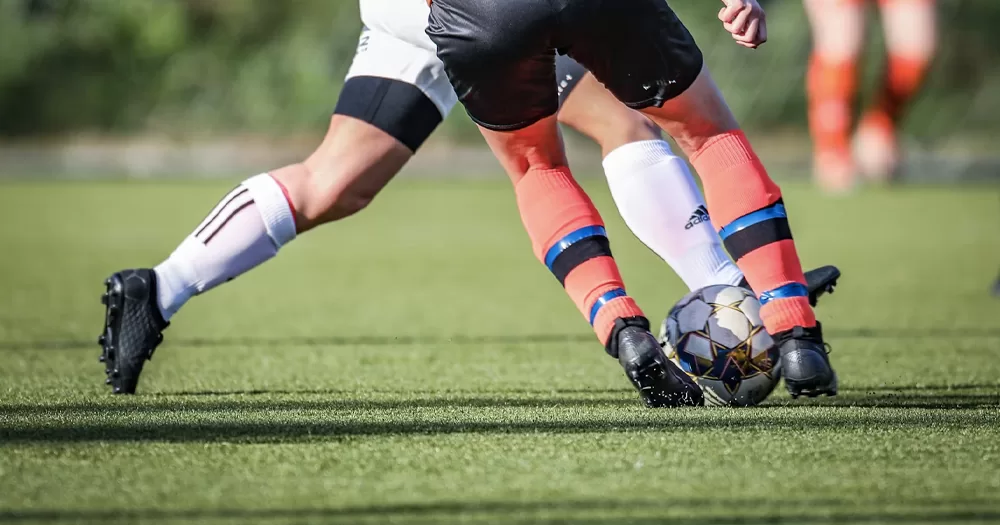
left=689, top=131, right=758, bottom=174
left=243, top=173, right=297, bottom=248
left=885, top=54, right=931, bottom=93
left=515, top=166, right=576, bottom=193
left=602, top=140, right=677, bottom=173
left=808, top=56, right=859, bottom=97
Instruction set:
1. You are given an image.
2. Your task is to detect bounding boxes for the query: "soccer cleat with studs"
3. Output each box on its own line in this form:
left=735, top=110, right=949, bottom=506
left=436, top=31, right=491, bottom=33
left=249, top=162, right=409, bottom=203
left=773, top=322, right=837, bottom=399
left=607, top=317, right=703, bottom=408
left=97, top=269, right=168, bottom=394
left=739, top=265, right=841, bottom=308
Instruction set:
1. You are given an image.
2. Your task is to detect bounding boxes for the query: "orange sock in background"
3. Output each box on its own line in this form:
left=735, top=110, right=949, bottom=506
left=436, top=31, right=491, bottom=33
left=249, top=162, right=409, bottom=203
left=806, top=54, right=859, bottom=194
left=514, top=167, right=644, bottom=345
left=872, top=53, right=932, bottom=123
left=690, top=132, right=817, bottom=335
left=807, top=55, right=858, bottom=158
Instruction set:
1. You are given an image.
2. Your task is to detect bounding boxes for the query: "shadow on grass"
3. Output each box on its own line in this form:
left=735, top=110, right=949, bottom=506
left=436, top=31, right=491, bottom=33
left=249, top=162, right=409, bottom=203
left=1, top=392, right=996, bottom=444
left=1, top=499, right=999, bottom=524
left=4, top=326, right=999, bottom=351
left=770, top=391, right=1000, bottom=409
left=0, top=393, right=639, bottom=416
left=0, top=389, right=997, bottom=419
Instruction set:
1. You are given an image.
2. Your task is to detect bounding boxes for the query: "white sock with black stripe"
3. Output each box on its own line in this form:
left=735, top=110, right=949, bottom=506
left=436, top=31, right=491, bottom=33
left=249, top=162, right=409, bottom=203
left=153, top=174, right=297, bottom=321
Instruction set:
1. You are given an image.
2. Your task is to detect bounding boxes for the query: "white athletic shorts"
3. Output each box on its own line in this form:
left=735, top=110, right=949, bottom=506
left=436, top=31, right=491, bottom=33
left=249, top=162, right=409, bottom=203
left=334, top=0, right=589, bottom=150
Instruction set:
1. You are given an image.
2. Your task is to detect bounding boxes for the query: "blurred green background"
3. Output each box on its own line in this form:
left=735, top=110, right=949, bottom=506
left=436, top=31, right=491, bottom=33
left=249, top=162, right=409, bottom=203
left=1, top=0, right=997, bottom=137
left=0, top=0, right=998, bottom=179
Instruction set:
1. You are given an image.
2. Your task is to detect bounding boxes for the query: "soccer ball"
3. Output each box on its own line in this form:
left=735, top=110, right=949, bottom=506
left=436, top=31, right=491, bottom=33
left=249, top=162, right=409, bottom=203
left=658, top=285, right=780, bottom=407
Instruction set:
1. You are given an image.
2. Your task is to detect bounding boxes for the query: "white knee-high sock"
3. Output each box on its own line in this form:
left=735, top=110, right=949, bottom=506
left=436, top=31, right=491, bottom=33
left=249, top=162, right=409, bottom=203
left=602, top=140, right=744, bottom=291
left=153, top=174, right=297, bottom=320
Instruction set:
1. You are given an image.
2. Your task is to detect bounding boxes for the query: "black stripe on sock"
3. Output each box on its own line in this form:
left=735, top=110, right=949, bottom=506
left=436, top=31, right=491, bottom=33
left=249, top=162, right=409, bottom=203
left=195, top=187, right=248, bottom=238
left=723, top=217, right=793, bottom=261
left=550, top=237, right=613, bottom=286
left=202, top=200, right=254, bottom=244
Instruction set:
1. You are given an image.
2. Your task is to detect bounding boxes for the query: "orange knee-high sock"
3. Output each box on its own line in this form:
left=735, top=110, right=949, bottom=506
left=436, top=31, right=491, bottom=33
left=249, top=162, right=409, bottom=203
left=690, top=131, right=817, bottom=335
left=806, top=55, right=858, bottom=157
left=871, top=53, right=931, bottom=124
left=515, top=167, right=645, bottom=346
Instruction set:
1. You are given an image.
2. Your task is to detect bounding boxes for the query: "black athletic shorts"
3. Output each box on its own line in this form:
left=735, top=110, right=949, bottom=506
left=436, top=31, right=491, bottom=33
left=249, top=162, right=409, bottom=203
left=426, top=0, right=704, bottom=131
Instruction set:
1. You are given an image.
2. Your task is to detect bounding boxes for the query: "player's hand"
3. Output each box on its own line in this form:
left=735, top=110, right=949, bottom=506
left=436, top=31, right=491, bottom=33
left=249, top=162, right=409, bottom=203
left=718, top=0, right=767, bottom=49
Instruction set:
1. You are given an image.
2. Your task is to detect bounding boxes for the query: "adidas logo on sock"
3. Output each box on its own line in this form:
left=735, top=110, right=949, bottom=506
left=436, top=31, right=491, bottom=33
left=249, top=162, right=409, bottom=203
left=685, top=205, right=710, bottom=230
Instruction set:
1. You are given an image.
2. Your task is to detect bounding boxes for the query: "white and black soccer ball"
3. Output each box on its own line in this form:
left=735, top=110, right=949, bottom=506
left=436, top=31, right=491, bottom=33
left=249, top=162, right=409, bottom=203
left=658, top=285, right=780, bottom=407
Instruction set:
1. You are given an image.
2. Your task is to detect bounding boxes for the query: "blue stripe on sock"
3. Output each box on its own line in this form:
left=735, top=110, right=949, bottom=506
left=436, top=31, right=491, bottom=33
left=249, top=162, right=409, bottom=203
left=543, top=226, right=607, bottom=271
left=719, top=204, right=787, bottom=241
left=759, top=283, right=808, bottom=306
left=589, top=288, right=627, bottom=326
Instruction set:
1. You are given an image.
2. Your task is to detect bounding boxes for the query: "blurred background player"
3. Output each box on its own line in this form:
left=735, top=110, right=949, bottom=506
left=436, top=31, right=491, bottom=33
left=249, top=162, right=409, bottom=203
left=97, top=1, right=838, bottom=398
left=804, top=0, right=937, bottom=191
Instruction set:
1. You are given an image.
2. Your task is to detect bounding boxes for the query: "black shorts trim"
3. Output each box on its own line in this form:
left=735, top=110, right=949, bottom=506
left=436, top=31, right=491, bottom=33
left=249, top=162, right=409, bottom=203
left=556, top=55, right=588, bottom=108
left=465, top=112, right=547, bottom=132
left=619, top=54, right=704, bottom=110
left=333, top=76, right=443, bottom=152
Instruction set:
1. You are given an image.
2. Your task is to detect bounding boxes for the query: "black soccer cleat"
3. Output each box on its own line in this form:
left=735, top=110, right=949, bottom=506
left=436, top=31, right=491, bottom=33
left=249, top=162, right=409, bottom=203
left=607, top=317, right=703, bottom=408
left=992, top=272, right=1000, bottom=298
left=97, top=269, right=168, bottom=394
left=739, top=265, right=841, bottom=307
left=773, top=323, right=837, bottom=399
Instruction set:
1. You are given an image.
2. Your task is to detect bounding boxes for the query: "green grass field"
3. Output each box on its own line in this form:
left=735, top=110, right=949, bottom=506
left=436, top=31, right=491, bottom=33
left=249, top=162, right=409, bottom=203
left=1, top=178, right=999, bottom=524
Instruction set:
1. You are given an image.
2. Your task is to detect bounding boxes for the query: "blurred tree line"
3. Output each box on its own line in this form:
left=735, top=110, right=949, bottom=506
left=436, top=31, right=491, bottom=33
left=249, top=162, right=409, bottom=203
left=0, top=0, right=997, bottom=141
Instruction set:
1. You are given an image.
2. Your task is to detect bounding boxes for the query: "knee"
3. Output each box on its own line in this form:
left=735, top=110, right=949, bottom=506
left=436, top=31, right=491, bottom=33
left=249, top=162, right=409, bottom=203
left=303, top=165, right=379, bottom=223
left=272, top=161, right=380, bottom=232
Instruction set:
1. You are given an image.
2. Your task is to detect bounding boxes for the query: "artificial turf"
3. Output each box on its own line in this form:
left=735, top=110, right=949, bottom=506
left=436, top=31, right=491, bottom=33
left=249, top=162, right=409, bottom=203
left=1, top=178, right=998, bottom=524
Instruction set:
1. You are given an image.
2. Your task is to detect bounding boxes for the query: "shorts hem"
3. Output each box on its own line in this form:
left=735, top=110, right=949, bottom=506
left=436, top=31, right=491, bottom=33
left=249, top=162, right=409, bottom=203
left=620, top=54, right=704, bottom=110
left=466, top=111, right=555, bottom=132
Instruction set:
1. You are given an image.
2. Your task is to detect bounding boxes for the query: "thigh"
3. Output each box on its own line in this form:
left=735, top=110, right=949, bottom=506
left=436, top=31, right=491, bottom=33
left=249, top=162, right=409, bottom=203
left=878, top=0, right=937, bottom=58
left=426, top=0, right=559, bottom=131
left=564, top=0, right=704, bottom=110
left=339, top=26, right=457, bottom=152
left=803, top=0, right=867, bottom=60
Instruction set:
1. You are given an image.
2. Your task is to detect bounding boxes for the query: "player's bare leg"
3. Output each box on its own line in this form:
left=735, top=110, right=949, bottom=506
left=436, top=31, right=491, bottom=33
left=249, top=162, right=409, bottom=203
left=639, top=66, right=838, bottom=398
left=98, top=115, right=413, bottom=394
left=855, top=0, right=937, bottom=182
left=557, top=67, right=839, bottom=303
left=804, top=0, right=866, bottom=193
left=558, top=75, right=665, bottom=158
left=273, top=115, right=411, bottom=231
left=477, top=116, right=703, bottom=407
left=96, top=17, right=456, bottom=394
